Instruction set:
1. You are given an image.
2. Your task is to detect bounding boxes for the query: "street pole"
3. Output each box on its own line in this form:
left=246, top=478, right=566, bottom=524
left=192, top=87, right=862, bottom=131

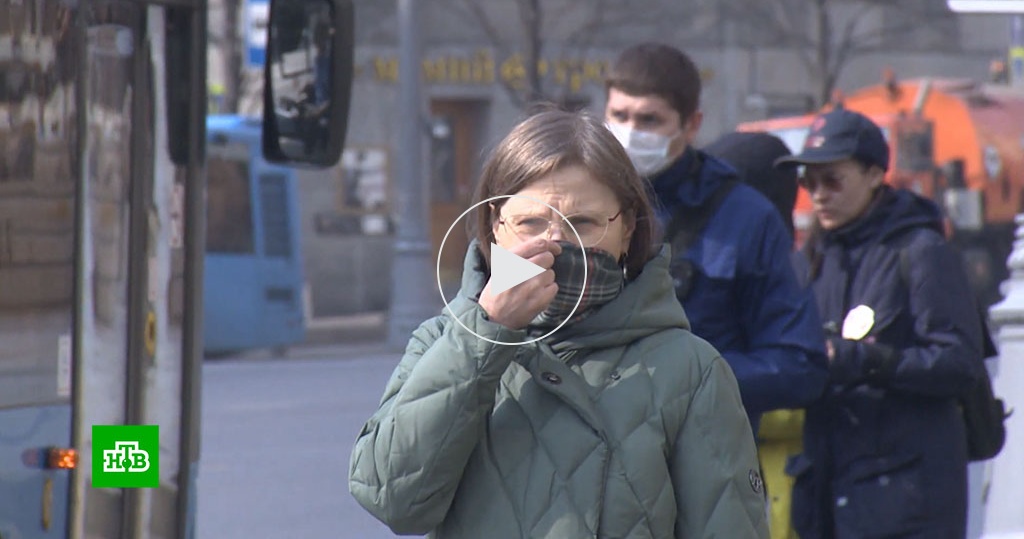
left=388, top=0, right=440, bottom=346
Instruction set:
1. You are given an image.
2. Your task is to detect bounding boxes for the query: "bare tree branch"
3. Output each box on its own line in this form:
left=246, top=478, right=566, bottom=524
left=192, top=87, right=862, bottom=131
left=455, top=0, right=530, bottom=107
left=458, top=0, right=509, bottom=55
left=720, top=0, right=815, bottom=49
left=716, top=0, right=948, bottom=108
left=847, top=21, right=926, bottom=48
left=775, top=0, right=806, bottom=43
left=545, top=0, right=579, bottom=23
left=563, top=0, right=610, bottom=52
left=821, top=6, right=869, bottom=102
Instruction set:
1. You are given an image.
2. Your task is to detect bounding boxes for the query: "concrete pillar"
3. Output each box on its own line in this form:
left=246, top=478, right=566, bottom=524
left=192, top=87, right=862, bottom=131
left=983, top=213, right=1024, bottom=538
left=968, top=460, right=992, bottom=538
left=388, top=0, right=441, bottom=346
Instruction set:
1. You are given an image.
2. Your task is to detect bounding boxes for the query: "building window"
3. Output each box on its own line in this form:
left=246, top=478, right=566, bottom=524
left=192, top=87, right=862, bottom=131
left=206, top=156, right=255, bottom=253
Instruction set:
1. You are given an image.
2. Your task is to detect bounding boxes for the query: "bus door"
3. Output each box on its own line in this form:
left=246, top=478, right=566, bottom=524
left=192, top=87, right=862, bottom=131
left=204, top=119, right=305, bottom=355
left=249, top=152, right=305, bottom=350
left=70, top=4, right=203, bottom=539
left=204, top=127, right=264, bottom=354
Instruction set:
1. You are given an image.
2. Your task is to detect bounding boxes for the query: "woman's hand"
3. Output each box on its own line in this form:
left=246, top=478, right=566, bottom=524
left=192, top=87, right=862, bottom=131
left=479, top=239, right=562, bottom=330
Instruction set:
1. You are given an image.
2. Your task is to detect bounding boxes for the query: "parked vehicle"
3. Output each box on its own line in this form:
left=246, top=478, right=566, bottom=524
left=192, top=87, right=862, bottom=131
left=204, top=115, right=306, bottom=357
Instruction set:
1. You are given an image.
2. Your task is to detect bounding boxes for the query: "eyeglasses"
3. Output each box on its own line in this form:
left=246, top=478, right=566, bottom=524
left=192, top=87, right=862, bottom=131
left=798, top=174, right=845, bottom=193
left=497, top=211, right=622, bottom=248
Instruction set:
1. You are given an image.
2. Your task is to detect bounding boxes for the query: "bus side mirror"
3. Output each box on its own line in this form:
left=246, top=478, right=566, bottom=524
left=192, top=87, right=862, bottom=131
left=263, top=0, right=353, bottom=167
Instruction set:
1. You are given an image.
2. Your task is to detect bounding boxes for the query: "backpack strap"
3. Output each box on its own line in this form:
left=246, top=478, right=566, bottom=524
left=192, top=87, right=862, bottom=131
left=663, top=177, right=740, bottom=255
left=661, top=154, right=739, bottom=300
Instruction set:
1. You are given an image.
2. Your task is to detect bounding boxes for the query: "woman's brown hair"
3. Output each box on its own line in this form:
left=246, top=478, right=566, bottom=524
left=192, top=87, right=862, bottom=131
left=473, top=107, right=658, bottom=278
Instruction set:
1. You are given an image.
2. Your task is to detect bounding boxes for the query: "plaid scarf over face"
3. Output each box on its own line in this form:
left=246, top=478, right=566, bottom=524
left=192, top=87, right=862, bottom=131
left=531, top=241, right=625, bottom=330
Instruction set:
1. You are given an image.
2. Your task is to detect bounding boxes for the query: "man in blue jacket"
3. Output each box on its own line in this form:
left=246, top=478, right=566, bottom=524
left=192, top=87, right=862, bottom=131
left=776, top=107, right=984, bottom=538
left=604, top=42, right=828, bottom=430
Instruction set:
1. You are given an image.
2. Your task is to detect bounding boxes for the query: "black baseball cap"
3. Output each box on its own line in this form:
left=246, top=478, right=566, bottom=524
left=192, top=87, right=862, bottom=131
left=774, top=107, right=889, bottom=171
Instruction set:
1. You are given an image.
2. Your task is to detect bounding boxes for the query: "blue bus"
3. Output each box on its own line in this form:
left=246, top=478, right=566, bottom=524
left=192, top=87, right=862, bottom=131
left=204, top=115, right=307, bottom=356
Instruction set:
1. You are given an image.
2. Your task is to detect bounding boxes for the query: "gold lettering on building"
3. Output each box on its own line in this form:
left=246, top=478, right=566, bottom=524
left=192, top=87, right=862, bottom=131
left=499, top=53, right=527, bottom=89
left=422, top=57, right=446, bottom=83
left=475, top=50, right=495, bottom=84
left=374, top=57, right=398, bottom=83
left=365, top=49, right=606, bottom=90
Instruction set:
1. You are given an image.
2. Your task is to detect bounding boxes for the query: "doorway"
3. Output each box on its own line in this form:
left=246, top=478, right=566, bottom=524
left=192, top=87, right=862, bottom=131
left=429, top=99, right=488, bottom=294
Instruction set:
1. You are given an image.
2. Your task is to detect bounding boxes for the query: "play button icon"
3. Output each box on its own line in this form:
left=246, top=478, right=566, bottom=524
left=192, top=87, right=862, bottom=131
left=436, top=194, right=587, bottom=346
left=488, top=243, right=547, bottom=294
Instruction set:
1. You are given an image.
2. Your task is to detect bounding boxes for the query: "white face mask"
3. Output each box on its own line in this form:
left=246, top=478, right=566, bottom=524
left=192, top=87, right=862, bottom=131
left=606, top=121, right=680, bottom=176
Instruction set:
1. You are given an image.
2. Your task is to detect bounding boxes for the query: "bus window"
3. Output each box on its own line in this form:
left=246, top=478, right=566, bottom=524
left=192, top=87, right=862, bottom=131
left=259, top=172, right=294, bottom=258
left=206, top=155, right=255, bottom=253
left=0, top=115, right=76, bottom=410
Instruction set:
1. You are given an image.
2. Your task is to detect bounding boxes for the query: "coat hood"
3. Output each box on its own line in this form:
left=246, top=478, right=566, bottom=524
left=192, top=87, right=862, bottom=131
left=703, top=131, right=799, bottom=237
left=448, top=241, right=690, bottom=351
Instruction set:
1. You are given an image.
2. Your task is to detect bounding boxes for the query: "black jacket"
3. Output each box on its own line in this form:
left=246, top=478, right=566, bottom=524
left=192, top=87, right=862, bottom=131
left=791, top=186, right=984, bottom=539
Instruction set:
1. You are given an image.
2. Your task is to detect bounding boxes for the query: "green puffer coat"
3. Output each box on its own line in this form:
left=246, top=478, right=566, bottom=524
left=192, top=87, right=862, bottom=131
left=349, top=244, right=769, bottom=538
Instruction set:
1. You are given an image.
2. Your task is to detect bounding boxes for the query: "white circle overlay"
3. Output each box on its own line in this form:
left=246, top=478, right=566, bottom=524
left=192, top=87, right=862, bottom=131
left=436, top=194, right=588, bottom=346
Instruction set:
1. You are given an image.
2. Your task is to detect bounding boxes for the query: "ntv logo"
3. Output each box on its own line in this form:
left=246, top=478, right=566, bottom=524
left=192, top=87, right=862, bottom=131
left=92, top=425, right=160, bottom=488
left=102, top=441, right=151, bottom=473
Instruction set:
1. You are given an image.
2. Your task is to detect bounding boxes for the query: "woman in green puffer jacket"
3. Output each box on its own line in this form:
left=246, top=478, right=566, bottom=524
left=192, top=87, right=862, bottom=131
left=349, top=109, right=770, bottom=539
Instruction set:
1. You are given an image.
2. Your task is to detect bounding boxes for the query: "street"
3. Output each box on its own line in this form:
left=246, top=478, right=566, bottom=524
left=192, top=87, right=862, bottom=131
left=193, top=343, right=997, bottom=539
left=196, top=345, right=414, bottom=539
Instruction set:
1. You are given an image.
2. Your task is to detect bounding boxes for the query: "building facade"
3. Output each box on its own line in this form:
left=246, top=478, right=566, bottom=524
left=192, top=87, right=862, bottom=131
left=208, top=0, right=1014, bottom=318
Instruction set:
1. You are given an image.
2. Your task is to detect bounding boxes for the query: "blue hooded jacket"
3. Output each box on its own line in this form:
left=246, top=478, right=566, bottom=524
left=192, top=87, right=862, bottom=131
left=790, top=186, right=984, bottom=538
left=649, top=149, right=828, bottom=426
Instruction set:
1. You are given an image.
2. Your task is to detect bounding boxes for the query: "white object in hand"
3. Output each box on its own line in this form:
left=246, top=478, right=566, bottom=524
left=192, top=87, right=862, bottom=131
left=841, top=304, right=876, bottom=341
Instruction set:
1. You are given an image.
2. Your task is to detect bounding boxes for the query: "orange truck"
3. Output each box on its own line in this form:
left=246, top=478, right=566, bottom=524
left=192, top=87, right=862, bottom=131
left=738, top=76, right=1024, bottom=306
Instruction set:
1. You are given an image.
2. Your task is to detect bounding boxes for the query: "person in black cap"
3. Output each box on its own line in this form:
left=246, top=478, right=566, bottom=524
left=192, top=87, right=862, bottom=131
left=778, top=107, right=985, bottom=538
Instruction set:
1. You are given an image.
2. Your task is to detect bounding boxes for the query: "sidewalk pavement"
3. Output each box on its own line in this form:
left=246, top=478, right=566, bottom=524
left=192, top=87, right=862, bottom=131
left=206, top=311, right=405, bottom=362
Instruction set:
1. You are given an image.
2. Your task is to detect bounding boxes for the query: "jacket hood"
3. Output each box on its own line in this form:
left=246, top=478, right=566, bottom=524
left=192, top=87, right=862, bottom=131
left=448, top=241, right=690, bottom=351
left=703, top=131, right=799, bottom=237
left=825, top=186, right=944, bottom=247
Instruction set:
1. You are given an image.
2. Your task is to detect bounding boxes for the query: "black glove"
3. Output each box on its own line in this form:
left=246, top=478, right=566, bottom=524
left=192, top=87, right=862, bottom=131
left=829, top=337, right=900, bottom=386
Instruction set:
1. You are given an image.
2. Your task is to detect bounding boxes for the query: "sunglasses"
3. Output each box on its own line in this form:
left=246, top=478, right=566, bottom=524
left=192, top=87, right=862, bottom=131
left=798, top=174, right=845, bottom=193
